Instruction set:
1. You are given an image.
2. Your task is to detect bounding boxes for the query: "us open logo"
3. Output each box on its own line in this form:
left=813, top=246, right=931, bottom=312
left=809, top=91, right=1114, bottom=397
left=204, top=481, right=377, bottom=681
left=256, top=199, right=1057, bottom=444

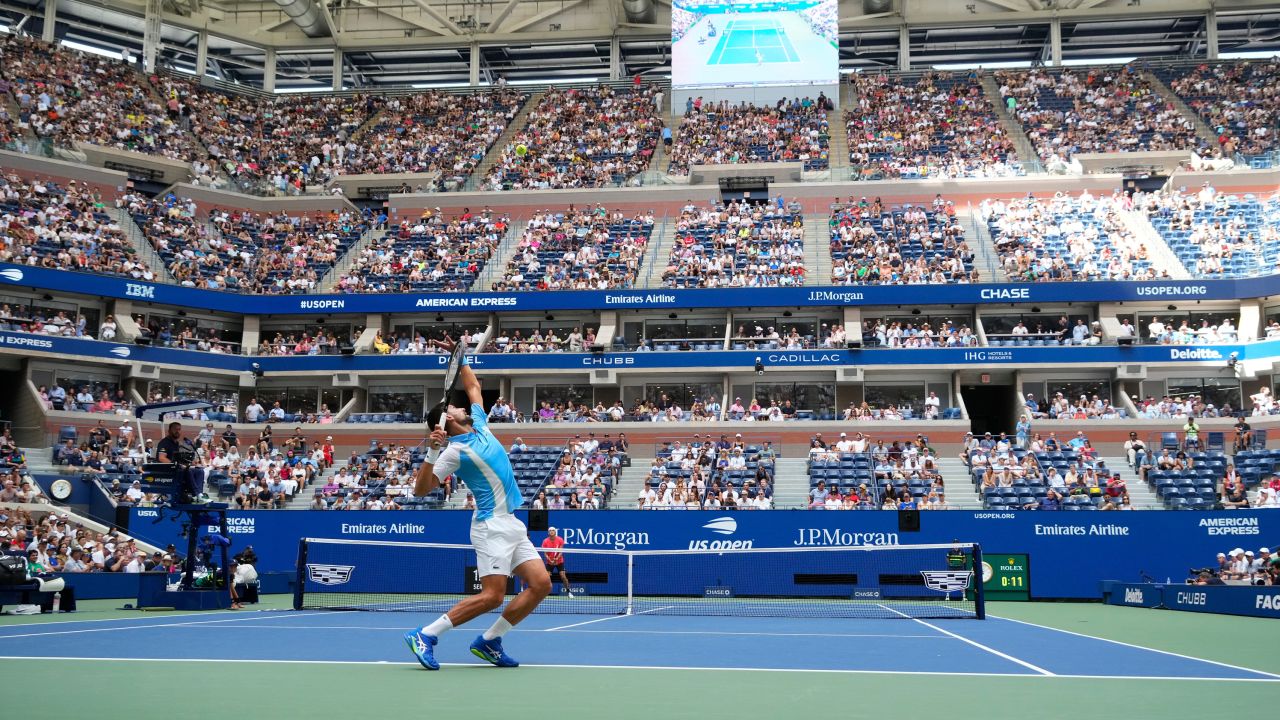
left=702, top=517, right=737, bottom=535
left=307, top=564, right=355, bottom=585
left=920, top=571, right=973, bottom=593
left=689, top=517, right=752, bottom=550
left=0, top=268, right=24, bottom=282
left=109, top=347, right=132, bottom=358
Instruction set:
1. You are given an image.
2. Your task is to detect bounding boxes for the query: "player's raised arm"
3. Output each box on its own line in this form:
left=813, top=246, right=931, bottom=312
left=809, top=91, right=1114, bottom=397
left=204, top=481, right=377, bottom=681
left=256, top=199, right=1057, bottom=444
left=460, top=361, right=483, bottom=406
left=414, top=426, right=448, bottom=496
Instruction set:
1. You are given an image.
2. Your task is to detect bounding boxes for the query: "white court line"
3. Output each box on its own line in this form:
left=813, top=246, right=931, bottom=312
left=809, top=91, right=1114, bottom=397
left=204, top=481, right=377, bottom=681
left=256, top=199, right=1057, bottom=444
left=543, top=606, right=676, bottom=631
left=990, top=613, right=1280, bottom=681
left=169, top=624, right=953, bottom=640
left=0, top=611, right=345, bottom=641
left=877, top=604, right=1055, bottom=676
left=0, top=655, right=1274, bottom=682
left=0, top=608, right=293, bottom=630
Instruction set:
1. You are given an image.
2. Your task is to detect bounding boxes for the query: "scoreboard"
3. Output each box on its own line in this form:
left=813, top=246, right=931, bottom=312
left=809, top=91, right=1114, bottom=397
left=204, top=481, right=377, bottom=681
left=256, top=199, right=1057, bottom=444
left=980, top=553, right=1030, bottom=602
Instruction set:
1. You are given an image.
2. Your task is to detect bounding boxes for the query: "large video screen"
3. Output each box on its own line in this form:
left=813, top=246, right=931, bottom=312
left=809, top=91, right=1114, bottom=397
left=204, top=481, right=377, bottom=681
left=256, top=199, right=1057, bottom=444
left=672, top=0, right=838, bottom=89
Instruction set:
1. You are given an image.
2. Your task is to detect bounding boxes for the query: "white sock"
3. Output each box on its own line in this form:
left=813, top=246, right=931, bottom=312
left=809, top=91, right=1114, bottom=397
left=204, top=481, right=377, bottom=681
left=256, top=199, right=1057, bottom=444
left=482, top=617, right=512, bottom=641
left=421, top=614, right=453, bottom=638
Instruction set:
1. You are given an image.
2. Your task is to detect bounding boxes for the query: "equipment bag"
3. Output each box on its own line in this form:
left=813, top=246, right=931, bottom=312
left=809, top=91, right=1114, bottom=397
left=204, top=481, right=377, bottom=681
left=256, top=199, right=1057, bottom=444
left=0, top=555, right=28, bottom=586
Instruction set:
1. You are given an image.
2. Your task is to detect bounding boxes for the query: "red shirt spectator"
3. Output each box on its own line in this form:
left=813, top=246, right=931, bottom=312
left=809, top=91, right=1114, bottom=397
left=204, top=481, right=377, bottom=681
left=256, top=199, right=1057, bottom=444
left=541, top=531, right=565, bottom=567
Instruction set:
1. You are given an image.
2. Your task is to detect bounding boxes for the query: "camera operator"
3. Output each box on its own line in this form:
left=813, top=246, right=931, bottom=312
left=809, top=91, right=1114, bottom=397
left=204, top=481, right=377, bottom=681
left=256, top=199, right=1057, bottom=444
left=1192, top=571, right=1226, bottom=586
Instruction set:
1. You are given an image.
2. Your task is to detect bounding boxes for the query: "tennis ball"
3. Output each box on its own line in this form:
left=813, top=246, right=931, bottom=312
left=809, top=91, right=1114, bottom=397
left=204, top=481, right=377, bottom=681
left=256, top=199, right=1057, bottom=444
left=515, top=143, right=528, bottom=157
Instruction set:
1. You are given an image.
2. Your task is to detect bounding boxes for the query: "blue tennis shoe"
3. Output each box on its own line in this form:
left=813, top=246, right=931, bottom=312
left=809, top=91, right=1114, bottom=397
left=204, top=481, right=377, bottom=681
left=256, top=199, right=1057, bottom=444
left=404, top=630, right=440, bottom=670
left=470, top=635, right=519, bottom=667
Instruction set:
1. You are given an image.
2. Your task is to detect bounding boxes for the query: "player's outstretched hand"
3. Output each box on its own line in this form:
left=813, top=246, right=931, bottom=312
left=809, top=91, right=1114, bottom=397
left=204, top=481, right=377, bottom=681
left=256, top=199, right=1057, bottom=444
left=429, top=427, right=449, bottom=448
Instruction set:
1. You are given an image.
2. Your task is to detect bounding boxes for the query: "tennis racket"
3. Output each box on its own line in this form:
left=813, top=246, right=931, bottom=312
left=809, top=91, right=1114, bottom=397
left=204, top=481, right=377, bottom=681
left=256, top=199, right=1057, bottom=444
left=434, top=340, right=468, bottom=430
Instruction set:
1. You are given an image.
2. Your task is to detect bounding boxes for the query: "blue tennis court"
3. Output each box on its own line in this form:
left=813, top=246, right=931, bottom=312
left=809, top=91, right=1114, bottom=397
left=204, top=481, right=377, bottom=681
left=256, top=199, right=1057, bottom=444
left=2, top=603, right=1275, bottom=681
left=708, top=19, right=799, bottom=65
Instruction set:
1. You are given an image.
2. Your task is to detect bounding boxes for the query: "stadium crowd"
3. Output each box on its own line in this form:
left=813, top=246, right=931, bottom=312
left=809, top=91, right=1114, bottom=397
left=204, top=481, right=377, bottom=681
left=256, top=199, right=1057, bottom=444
left=1, top=175, right=156, bottom=281
left=669, top=97, right=829, bottom=174
left=0, top=35, right=198, bottom=160
left=639, top=435, right=775, bottom=510
left=1162, top=60, right=1280, bottom=157
left=335, top=208, right=508, bottom=294
left=845, top=72, right=1020, bottom=179
left=995, top=66, right=1204, bottom=168
left=978, top=190, right=1164, bottom=282
left=171, top=77, right=384, bottom=191
left=490, top=206, right=653, bottom=291
left=1133, top=186, right=1279, bottom=277
left=808, top=433, right=948, bottom=510
left=860, top=319, right=978, bottom=349
left=662, top=200, right=806, bottom=288
left=341, top=89, right=526, bottom=187
left=483, top=85, right=662, bottom=190
left=122, top=191, right=372, bottom=294
left=829, top=195, right=973, bottom=285
left=528, top=435, right=623, bottom=510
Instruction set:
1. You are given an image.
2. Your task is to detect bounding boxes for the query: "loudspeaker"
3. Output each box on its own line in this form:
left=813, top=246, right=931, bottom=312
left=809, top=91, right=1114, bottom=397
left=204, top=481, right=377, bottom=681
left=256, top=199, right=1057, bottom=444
left=1117, top=336, right=1134, bottom=347
left=898, top=509, right=921, bottom=532
left=528, top=509, right=548, bottom=532
left=339, top=342, right=355, bottom=356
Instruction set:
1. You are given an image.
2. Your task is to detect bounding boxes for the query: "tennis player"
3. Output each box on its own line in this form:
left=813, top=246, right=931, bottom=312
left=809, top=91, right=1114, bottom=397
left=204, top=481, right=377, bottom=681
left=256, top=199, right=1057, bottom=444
left=541, top=526, right=574, bottom=599
left=403, top=361, right=551, bottom=670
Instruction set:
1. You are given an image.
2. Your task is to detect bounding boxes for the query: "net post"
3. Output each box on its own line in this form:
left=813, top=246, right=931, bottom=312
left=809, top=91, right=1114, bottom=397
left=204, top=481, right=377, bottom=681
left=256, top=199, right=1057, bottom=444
left=293, top=537, right=309, bottom=611
left=972, top=543, right=986, bottom=620
left=625, top=551, right=634, bottom=615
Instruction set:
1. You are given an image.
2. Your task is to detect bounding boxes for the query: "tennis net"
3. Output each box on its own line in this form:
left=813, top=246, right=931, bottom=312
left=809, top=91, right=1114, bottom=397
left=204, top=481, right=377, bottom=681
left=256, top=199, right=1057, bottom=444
left=294, top=538, right=984, bottom=619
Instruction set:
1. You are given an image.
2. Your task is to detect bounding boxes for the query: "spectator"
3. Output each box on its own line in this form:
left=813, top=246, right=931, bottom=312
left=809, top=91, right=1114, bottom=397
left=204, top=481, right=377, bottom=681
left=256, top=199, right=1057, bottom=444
left=978, top=190, right=1165, bottom=282
left=845, top=71, right=1019, bottom=179
left=485, top=85, right=661, bottom=190
left=669, top=96, right=828, bottom=174
left=996, top=65, right=1204, bottom=168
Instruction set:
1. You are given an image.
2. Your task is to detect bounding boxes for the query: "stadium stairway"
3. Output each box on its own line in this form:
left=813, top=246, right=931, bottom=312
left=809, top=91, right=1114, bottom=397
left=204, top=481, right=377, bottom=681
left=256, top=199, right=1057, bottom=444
left=962, top=208, right=1003, bottom=281
left=1139, top=70, right=1222, bottom=149
left=1111, top=205, right=1193, bottom=279
left=976, top=74, right=1040, bottom=168
left=612, top=462, right=654, bottom=510
left=935, top=457, right=982, bottom=509
left=1106, top=456, right=1161, bottom=510
left=642, top=215, right=679, bottom=289
left=347, top=105, right=390, bottom=145
left=826, top=104, right=849, bottom=178
left=22, top=446, right=61, bottom=478
left=802, top=215, right=828, bottom=284
left=471, top=218, right=525, bottom=293
left=642, top=96, right=675, bottom=178
left=110, top=206, right=178, bottom=284
left=283, top=465, right=336, bottom=509
left=140, top=80, right=225, bottom=184
left=465, top=90, right=545, bottom=191
left=315, top=226, right=387, bottom=293
left=771, top=457, right=811, bottom=508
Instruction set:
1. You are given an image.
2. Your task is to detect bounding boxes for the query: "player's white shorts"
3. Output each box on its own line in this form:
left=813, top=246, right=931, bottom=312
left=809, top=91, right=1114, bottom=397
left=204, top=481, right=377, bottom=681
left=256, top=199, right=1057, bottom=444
left=472, top=514, right=540, bottom=578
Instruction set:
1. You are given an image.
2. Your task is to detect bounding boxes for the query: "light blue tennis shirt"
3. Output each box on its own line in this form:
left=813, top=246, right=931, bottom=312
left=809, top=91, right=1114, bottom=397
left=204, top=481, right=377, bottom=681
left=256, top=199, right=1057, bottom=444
left=432, top=403, right=522, bottom=521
